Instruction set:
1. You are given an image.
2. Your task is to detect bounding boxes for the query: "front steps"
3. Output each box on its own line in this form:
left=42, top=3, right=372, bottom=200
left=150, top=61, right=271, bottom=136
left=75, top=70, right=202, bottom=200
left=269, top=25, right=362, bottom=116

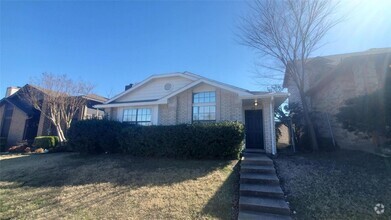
left=238, top=150, right=291, bottom=220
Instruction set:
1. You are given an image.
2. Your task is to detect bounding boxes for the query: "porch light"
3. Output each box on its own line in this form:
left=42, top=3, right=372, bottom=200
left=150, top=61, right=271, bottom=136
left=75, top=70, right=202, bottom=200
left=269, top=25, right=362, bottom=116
left=254, top=99, right=258, bottom=106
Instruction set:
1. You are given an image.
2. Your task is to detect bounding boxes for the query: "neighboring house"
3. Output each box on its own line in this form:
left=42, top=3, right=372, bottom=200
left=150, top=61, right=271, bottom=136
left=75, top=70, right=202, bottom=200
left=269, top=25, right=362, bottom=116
left=283, top=48, right=391, bottom=153
left=94, top=72, right=289, bottom=155
left=0, top=84, right=107, bottom=147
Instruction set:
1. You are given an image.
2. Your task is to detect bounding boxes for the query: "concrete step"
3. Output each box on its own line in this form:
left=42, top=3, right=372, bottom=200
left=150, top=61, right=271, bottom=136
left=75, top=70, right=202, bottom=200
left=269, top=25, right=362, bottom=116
left=240, top=184, right=284, bottom=198
left=241, top=164, right=275, bottom=174
left=239, top=196, right=291, bottom=215
left=241, top=156, right=274, bottom=165
left=244, top=149, right=266, bottom=154
left=240, top=173, right=280, bottom=185
left=238, top=210, right=292, bottom=220
left=242, top=151, right=265, bottom=157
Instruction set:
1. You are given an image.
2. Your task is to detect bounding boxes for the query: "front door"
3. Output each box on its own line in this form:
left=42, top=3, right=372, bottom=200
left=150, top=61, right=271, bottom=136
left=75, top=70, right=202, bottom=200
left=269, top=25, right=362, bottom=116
left=245, top=110, right=264, bottom=149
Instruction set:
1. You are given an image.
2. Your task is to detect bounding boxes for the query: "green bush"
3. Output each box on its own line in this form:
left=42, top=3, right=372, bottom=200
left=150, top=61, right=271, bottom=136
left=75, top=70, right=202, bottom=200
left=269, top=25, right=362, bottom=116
left=67, top=120, right=244, bottom=159
left=0, top=137, right=7, bottom=152
left=67, top=119, right=125, bottom=154
left=118, top=122, right=244, bottom=159
left=32, top=136, right=59, bottom=150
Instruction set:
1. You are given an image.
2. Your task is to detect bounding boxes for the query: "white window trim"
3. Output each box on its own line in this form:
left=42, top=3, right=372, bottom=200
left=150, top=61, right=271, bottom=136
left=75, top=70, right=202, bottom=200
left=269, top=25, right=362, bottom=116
left=192, top=91, right=216, bottom=122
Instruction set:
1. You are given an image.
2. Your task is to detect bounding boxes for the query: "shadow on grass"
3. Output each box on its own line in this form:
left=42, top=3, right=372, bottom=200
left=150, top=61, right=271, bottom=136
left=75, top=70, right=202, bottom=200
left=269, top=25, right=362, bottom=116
left=275, top=149, right=391, bottom=219
left=202, top=160, right=240, bottom=220
left=0, top=153, right=233, bottom=188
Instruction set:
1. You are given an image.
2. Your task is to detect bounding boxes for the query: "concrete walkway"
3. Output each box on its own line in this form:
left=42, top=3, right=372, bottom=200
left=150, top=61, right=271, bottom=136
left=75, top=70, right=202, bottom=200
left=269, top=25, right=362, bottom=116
left=238, top=149, right=292, bottom=220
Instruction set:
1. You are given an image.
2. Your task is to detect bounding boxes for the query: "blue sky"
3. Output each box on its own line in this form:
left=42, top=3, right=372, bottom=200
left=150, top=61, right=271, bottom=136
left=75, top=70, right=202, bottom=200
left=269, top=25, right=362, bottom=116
left=1, top=0, right=390, bottom=98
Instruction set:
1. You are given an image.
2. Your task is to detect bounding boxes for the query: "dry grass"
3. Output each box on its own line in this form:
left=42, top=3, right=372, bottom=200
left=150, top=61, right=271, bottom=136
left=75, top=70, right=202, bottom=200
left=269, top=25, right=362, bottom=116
left=0, top=153, right=239, bottom=220
left=275, top=150, right=391, bottom=220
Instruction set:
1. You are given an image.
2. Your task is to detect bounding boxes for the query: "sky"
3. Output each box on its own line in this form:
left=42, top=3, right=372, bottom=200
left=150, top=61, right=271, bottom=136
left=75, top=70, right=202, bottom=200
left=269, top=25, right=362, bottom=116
left=1, top=0, right=390, bottom=98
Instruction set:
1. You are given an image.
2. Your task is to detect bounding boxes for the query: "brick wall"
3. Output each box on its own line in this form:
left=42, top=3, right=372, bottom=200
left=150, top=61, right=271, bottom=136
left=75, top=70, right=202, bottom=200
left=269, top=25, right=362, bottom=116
left=308, top=55, right=388, bottom=153
left=219, top=89, right=242, bottom=122
left=158, top=85, right=243, bottom=125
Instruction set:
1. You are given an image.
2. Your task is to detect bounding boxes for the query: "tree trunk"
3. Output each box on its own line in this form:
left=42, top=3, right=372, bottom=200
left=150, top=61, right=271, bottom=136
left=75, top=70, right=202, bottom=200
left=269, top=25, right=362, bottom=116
left=298, top=89, right=319, bottom=151
left=55, top=124, right=67, bottom=143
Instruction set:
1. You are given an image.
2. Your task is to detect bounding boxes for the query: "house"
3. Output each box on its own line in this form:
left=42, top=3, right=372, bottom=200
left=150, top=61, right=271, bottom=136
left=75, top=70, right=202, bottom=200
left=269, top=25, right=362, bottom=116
left=94, top=72, right=289, bottom=155
left=283, top=48, right=391, bottom=153
left=0, top=84, right=107, bottom=147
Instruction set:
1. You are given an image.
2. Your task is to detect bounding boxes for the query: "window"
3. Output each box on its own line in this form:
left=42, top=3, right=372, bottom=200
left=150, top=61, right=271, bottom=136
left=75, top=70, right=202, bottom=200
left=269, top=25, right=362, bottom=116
left=123, top=108, right=151, bottom=125
left=192, top=91, right=216, bottom=122
left=193, top=91, right=216, bottom=103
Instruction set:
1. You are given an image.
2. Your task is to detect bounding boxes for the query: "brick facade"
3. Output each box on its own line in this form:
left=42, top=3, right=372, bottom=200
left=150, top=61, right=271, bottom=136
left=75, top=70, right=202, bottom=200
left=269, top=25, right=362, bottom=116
left=102, top=74, right=283, bottom=155
left=286, top=50, right=390, bottom=153
left=158, top=86, right=244, bottom=125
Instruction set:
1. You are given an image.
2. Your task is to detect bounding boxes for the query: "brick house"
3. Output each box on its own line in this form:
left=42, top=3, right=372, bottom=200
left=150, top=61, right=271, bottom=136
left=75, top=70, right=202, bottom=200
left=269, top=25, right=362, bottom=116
left=283, top=48, right=391, bottom=153
left=95, top=72, right=289, bottom=155
left=0, top=84, right=107, bottom=147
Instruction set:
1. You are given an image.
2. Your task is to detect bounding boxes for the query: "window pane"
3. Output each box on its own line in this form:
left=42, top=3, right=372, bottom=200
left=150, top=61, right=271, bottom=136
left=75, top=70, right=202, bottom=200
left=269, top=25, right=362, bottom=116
left=136, top=108, right=151, bottom=125
left=192, top=105, right=216, bottom=121
left=193, top=91, right=216, bottom=104
left=123, top=109, right=137, bottom=122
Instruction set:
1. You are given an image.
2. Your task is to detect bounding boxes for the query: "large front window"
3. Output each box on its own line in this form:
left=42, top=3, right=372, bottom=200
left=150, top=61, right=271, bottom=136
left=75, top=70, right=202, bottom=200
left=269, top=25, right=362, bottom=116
left=123, top=108, right=151, bottom=125
left=192, top=91, right=216, bottom=122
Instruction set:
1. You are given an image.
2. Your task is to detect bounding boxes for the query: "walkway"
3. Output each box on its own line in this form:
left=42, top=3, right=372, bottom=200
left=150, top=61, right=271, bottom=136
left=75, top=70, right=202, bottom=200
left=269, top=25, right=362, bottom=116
left=238, top=149, right=291, bottom=220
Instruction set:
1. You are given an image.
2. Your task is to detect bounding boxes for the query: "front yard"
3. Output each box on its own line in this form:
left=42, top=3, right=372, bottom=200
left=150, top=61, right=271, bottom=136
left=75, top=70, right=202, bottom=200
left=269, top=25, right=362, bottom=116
left=0, top=153, right=239, bottom=219
left=275, top=150, right=391, bottom=219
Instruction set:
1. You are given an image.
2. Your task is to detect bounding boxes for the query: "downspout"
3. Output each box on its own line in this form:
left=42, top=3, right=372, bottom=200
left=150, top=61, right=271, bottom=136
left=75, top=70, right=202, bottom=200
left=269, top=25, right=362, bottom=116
left=325, top=112, right=336, bottom=148
left=270, top=96, right=276, bottom=155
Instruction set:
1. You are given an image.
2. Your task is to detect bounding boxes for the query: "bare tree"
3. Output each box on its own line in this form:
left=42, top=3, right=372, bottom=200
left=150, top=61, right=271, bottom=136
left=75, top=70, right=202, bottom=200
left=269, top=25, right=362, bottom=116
left=240, top=0, right=342, bottom=150
left=22, top=73, right=93, bottom=143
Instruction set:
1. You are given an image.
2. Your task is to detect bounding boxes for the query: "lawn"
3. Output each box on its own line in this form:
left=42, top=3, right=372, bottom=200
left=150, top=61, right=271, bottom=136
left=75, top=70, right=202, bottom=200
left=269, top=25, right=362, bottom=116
left=275, top=149, right=391, bottom=220
left=0, top=153, right=239, bottom=219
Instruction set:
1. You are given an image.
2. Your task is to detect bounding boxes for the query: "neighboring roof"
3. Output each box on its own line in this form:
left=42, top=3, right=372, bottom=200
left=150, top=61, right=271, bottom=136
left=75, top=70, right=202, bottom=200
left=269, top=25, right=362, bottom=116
left=0, top=86, right=41, bottom=116
left=28, top=84, right=107, bottom=103
left=83, top=94, right=108, bottom=103
left=283, top=47, right=391, bottom=88
left=306, top=51, right=391, bottom=95
left=316, top=48, right=391, bottom=65
left=1, top=84, right=107, bottom=113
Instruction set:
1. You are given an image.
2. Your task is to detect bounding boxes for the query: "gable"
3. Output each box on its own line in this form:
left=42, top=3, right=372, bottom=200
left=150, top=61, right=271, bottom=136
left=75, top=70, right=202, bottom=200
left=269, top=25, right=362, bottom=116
left=114, top=76, right=194, bottom=103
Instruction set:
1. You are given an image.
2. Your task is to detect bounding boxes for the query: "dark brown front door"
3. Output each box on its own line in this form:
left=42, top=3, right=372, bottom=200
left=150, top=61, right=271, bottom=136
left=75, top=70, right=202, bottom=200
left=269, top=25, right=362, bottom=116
left=245, top=110, right=264, bottom=149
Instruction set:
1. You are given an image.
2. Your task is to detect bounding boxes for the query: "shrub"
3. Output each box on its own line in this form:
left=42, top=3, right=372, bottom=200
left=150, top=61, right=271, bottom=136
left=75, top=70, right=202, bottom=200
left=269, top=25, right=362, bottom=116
left=118, top=122, right=244, bottom=159
left=68, top=120, right=244, bottom=159
left=32, top=136, right=59, bottom=150
left=336, top=68, right=391, bottom=147
left=67, top=119, right=126, bottom=154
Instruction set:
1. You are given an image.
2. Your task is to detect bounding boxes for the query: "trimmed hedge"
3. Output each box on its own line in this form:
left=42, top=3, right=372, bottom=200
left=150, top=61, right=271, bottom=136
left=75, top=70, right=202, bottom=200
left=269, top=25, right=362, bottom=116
left=67, top=119, right=125, bottom=154
left=32, top=136, right=59, bottom=150
left=118, top=122, right=244, bottom=159
left=67, top=120, right=244, bottom=159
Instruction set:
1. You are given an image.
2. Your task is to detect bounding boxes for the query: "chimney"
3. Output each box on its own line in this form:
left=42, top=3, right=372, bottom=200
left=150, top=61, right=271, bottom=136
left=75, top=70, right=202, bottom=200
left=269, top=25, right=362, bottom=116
left=125, top=83, right=133, bottom=91
left=5, top=86, right=20, bottom=98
